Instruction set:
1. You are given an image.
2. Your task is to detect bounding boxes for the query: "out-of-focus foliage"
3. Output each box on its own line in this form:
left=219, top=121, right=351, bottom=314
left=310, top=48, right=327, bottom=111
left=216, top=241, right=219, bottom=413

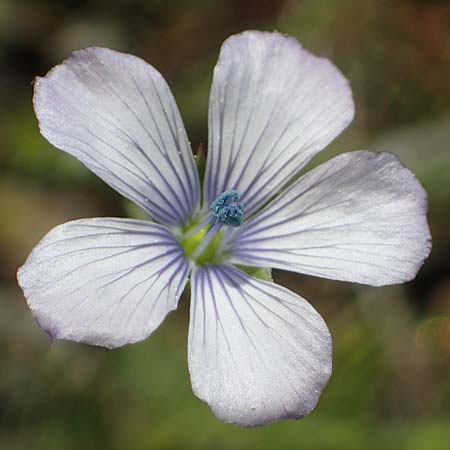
left=1, top=0, right=449, bottom=449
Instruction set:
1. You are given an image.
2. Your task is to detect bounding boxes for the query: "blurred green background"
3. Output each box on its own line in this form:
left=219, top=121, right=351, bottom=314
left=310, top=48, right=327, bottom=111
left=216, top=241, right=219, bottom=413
left=1, top=0, right=450, bottom=449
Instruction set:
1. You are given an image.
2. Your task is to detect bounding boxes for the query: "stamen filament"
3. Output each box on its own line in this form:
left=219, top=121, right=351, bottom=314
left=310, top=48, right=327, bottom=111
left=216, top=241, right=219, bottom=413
left=183, top=215, right=213, bottom=239
left=190, top=221, right=221, bottom=260
left=216, top=226, right=235, bottom=256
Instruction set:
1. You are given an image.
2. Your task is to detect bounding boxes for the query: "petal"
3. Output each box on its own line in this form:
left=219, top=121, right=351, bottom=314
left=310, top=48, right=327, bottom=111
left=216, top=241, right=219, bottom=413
left=204, top=31, right=354, bottom=216
left=34, top=48, right=200, bottom=227
left=230, top=151, right=432, bottom=286
left=17, top=218, right=190, bottom=348
left=188, top=264, right=331, bottom=427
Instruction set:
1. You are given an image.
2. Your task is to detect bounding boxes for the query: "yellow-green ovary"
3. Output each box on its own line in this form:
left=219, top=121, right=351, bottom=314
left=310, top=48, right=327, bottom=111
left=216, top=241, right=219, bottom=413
left=180, top=223, right=224, bottom=265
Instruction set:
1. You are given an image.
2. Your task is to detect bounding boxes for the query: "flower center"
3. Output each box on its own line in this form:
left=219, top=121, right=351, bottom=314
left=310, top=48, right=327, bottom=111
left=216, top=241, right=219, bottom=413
left=180, top=190, right=244, bottom=265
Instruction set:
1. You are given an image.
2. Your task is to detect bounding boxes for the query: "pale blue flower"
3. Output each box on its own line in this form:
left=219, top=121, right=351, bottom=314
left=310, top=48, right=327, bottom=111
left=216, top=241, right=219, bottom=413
left=17, top=31, right=431, bottom=427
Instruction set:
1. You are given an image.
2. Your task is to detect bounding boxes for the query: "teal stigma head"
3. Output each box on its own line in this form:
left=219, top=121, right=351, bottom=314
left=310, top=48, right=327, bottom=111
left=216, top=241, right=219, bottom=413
left=210, top=190, right=244, bottom=227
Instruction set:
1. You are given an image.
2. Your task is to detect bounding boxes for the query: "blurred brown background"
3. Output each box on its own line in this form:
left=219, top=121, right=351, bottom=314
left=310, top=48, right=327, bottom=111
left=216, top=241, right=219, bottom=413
left=1, top=0, right=450, bottom=449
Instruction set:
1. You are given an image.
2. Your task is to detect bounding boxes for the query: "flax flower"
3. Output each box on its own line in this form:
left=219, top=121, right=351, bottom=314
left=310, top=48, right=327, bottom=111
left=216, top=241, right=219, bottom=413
left=17, top=31, right=431, bottom=427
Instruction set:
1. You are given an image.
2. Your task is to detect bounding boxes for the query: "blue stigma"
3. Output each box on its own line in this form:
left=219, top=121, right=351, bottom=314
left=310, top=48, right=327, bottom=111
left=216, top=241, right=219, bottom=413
left=210, top=190, right=244, bottom=227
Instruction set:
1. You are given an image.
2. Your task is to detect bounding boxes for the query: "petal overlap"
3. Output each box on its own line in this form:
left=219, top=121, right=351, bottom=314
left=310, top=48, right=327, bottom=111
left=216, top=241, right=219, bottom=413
left=17, top=218, right=189, bottom=348
left=230, top=151, right=432, bottom=286
left=188, top=264, right=332, bottom=426
left=34, top=48, right=200, bottom=226
left=204, top=30, right=354, bottom=215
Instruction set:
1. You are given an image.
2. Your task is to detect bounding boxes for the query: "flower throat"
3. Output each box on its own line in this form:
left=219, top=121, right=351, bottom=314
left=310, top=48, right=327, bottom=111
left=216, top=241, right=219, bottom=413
left=180, top=190, right=244, bottom=265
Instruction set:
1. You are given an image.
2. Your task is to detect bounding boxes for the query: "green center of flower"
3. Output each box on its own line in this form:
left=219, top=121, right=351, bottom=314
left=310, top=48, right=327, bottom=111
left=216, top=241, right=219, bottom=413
left=180, top=221, right=224, bottom=265
left=179, top=190, right=244, bottom=265
left=179, top=190, right=273, bottom=281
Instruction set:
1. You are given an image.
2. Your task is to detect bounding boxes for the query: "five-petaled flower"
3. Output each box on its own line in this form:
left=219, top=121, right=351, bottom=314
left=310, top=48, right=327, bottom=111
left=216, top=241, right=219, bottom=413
left=17, top=31, right=431, bottom=427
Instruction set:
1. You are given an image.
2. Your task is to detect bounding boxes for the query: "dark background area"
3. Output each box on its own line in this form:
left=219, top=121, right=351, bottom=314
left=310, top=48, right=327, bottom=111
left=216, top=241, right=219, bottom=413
left=1, top=0, right=449, bottom=449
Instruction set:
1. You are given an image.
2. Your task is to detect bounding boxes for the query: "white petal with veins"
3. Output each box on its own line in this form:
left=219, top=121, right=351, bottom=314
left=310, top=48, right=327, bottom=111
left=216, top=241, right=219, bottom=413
left=230, top=151, right=432, bottom=286
left=34, top=48, right=200, bottom=226
left=204, top=30, right=354, bottom=215
left=188, top=264, right=332, bottom=427
left=18, top=218, right=189, bottom=348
